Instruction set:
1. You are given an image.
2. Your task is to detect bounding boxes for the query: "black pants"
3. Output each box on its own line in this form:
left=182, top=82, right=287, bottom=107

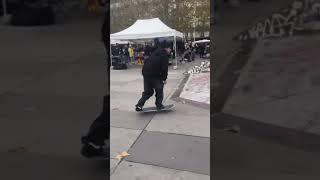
left=83, top=95, right=109, bottom=146
left=137, top=77, right=164, bottom=107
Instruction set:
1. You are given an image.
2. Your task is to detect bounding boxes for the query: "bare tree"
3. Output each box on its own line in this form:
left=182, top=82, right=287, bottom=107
left=110, top=0, right=209, bottom=36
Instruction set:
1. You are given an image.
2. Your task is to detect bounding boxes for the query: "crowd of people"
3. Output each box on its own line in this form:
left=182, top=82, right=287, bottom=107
left=181, top=41, right=210, bottom=63
left=110, top=39, right=210, bottom=69
left=111, top=43, right=155, bottom=66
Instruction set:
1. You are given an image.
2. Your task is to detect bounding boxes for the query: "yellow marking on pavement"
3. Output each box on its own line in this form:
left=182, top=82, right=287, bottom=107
left=116, top=151, right=130, bottom=161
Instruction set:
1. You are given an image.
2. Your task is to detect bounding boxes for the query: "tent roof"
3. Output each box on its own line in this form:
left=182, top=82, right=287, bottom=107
left=110, top=18, right=183, bottom=40
left=110, top=39, right=131, bottom=44
left=194, top=39, right=210, bottom=43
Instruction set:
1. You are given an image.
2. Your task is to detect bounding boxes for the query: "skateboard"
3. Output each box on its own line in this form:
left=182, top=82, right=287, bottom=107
left=139, top=104, right=175, bottom=113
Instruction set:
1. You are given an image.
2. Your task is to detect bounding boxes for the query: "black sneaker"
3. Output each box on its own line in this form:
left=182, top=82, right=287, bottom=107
left=135, top=105, right=143, bottom=112
left=81, top=136, right=107, bottom=158
left=81, top=136, right=105, bottom=147
left=157, top=105, right=165, bottom=110
left=81, top=142, right=107, bottom=158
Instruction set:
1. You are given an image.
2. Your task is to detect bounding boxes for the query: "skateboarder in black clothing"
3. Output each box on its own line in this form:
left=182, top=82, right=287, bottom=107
left=81, top=95, right=109, bottom=158
left=135, top=39, right=171, bottom=111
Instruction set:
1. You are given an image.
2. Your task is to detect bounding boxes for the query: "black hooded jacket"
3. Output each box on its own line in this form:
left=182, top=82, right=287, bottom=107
left=142, top=48, right=169, bottom=81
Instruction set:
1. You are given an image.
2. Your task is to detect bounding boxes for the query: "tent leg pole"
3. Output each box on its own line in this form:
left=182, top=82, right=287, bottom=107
left=174, top=36, right=177, bottom=70
left=110, top=45, right=112, bottom=67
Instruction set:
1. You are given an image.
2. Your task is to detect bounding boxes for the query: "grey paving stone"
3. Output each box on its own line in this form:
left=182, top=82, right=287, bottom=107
left=111, top=161, right=210, bottom=180
left=213, top=129, right=320, bottom=178
left=0, top=151, right=107, bottom=180
left=111, top=78, right=184, bottom=95
left=0, top=63, right=64, bottom=95
left=110, top=91, right=144, bottom=111
left=111, top=91, right=170, bottom=111
left=0, top=18, right=108, bottom=179
left=214, top=168, right=320, bottom=180
left=0, top=94, right=103, bottom=157
left=110, top=127, right=142, bottom=159
left=110, top=66, right=184, bottom=109
left=11, top=60, right=106, bottom=97
left=146, top=103, right=210, bottom=137
left=224, top=98, right=314, bottom=131
left=111, top=110, right=154, bottom=130
left=126, top=131, right=210, bottom=175
left=110, top=158, right=119, bottom=174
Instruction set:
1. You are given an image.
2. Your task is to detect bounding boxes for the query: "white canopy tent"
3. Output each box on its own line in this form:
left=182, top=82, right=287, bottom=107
left=110, top=18, right=183, bottom=39
left=194, top=39, right=210, bottom=44
left=110, top=39, right=132, bottom=45
left=110, top=18, right=183, bottom=68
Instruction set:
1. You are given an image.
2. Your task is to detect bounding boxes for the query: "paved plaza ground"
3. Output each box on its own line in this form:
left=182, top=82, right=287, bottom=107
left=0, top=17, right=108, bottom=179
left=110, top=60, right=210, bottom=179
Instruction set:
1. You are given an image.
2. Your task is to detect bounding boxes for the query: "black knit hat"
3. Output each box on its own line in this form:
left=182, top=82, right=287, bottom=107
left=154, top=38, right=171, bottom=49
left=154, top=38, right=160, bottom=47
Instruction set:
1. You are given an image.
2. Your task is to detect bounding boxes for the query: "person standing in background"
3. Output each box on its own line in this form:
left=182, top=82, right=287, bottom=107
left=129, top=45, right=135, bottom=64
left=123, top=44, right=129, bottom=63
left=201, top=43, right=206, bottom=59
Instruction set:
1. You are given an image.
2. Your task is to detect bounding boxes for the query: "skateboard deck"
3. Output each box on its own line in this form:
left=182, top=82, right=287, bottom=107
left=140, top=104, right=175, bottom=113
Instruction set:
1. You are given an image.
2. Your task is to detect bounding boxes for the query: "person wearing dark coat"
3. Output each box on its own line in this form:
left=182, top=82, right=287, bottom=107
left=135, top=38, right=171, bottom=111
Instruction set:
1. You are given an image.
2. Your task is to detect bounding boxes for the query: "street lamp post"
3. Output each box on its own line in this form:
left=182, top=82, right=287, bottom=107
left=192, top=18, right=196, bottom=43
left=193, top=28, right=196, bottom=42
